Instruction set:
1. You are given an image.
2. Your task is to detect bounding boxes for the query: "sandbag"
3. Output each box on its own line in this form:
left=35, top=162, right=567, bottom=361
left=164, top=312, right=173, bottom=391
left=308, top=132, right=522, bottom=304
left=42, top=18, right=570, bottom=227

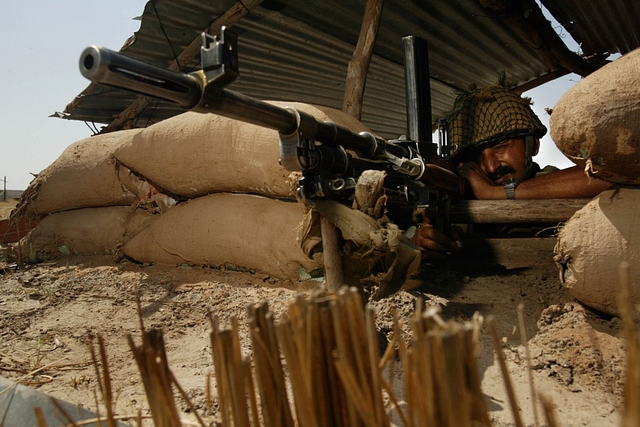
left=17, top=206, right=156, bottom=262
left=554, top=188, right=640, bottom=316
left=113, top=101, right=370, bottom=198
left=550, top=48, right=640, bottom=184
left=12, top=129, right=146, bottom=220
left=121, top=193, right=321, bottom=280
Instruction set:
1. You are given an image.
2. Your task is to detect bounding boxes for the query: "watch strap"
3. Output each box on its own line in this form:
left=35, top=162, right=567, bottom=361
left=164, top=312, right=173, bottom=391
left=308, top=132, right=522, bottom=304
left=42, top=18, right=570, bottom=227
left=504, top=185, right=516, bottom=199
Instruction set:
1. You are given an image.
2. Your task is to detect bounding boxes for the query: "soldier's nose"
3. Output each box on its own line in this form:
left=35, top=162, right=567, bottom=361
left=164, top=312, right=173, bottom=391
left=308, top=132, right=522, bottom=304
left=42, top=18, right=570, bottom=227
left=480, top=150, right=500, bottom=173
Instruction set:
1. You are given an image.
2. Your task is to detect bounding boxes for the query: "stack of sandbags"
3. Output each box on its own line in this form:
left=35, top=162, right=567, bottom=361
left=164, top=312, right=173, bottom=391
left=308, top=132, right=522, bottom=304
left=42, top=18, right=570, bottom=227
left=550, top=48, right=640, bottom=314
left=11, top=127, right=171, bottom=262
left=13, top=101, right=367, bottom=280
left=554, top=188, right=639, bottom=316
left=550, top=47, right=640, bottom=184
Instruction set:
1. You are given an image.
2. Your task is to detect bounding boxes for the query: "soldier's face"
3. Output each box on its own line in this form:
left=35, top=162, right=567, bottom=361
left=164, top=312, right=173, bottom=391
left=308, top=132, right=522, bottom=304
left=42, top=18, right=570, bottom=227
left=475, top=138, right=539, bottom=184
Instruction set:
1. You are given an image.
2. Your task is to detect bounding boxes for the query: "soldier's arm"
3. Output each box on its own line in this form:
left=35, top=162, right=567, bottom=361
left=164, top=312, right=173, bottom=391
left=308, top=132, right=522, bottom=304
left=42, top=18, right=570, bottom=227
left=459, top=164, right=612, bottom=200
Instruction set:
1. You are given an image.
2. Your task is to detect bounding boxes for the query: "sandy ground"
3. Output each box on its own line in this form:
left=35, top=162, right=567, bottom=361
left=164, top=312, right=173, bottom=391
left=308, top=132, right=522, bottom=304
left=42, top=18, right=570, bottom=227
left=0, top=234, right=628, bottom=426
left=0, top=199, right=17, bottom=220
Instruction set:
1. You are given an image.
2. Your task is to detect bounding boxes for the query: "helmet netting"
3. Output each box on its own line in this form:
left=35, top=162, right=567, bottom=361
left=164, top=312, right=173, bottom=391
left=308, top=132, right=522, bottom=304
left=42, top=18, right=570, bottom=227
left=448, top=84, right=547, bottom=160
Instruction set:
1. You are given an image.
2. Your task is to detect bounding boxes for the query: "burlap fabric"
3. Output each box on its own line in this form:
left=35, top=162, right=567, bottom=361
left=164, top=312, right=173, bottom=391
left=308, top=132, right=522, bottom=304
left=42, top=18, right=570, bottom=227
left=17, top=206, right=155, bottom=263
left=550, top=47, right=640, bottom=184
left=448, top=85, right=547, bottom=160
left=11, top=129, right=145, bottom=220
left=554, top=188, right=640, bottom=316
left=121, top=193, right=322, bottom=281
left=112, top=101, right=369, bottom=199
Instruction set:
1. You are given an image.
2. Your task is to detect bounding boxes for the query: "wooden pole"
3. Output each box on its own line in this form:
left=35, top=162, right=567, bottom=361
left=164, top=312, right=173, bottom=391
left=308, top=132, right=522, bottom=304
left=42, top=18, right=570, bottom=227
left=316, top=0, right=385, bottom=290
left=320, top=215, right=345, bottom=290
left=342, top=0, right=385, bottom=120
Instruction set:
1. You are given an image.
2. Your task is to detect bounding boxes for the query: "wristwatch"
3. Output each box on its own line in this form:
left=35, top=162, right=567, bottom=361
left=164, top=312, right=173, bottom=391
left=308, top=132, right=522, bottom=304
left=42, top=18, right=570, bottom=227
left=503, top=178, right=520, bottom=200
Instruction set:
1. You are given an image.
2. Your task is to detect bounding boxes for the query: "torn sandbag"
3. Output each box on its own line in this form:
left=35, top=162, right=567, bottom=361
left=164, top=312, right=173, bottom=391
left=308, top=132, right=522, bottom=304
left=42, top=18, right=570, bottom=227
left=550, top=47, right=640, bottom=184
left=112, top=101, right=370, bottom=199
left=14, top=206, right=156, bottom=263
left=554, top=188, right=640, bottom=316
left=121, top=193, right=322, bottom=280
left=299, top=199, right=421, bottom=300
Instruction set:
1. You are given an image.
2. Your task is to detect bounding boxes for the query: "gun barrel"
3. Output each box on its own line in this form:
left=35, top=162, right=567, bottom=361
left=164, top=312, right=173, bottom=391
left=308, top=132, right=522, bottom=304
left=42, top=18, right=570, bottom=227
left=195, top=87, right=299, bottom=135
left=80, top=45, right=303, bottom=135
left=80, top=46, right=202, bottom=109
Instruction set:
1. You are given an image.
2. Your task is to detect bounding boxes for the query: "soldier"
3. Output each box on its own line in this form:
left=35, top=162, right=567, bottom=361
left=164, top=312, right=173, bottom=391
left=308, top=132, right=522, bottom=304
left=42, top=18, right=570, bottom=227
left=411, top=83, right=612, bottom=259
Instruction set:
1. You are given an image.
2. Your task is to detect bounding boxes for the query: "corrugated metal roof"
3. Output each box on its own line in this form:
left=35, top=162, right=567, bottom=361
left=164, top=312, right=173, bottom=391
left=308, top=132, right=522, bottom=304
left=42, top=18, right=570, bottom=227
left=542, top=0, right=640, bottom=57
left=60, top=0, right=640, bottom=139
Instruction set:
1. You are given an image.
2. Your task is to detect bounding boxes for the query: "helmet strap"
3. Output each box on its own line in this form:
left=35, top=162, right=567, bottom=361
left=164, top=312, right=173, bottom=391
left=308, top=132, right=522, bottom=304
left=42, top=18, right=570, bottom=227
left=522, top=135, right=536, bottom=180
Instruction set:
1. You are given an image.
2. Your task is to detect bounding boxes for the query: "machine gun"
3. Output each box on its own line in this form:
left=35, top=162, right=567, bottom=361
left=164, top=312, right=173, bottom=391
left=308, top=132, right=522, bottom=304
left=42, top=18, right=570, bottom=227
left=79, top=28, right=462, bottom=228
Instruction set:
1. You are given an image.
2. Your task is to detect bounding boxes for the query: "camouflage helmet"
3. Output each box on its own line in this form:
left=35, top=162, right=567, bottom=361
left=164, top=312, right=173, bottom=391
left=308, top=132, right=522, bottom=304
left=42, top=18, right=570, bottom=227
left=447, top=84, right=547, bottom=160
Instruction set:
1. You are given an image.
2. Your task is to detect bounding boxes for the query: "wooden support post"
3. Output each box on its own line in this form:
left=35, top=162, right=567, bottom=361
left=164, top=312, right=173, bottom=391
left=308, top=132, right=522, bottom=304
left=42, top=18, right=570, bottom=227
left=342, top=0, right=385, bottom=120
left=321, top=215, right=344, bottom=290
left=318, top=0, right=384, bottom=290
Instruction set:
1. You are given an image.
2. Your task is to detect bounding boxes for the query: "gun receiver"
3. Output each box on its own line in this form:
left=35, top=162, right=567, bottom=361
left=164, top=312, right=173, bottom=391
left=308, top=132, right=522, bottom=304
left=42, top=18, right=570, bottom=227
left=79, top=28, right=462, bottom=204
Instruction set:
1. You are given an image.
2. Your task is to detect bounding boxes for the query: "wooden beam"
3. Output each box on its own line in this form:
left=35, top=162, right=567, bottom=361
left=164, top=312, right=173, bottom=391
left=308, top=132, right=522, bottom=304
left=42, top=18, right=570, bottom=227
left=102, top=0, right=265, bottom=133
left=449, top=198, right=589, bottom=224
left=512, top=67, right=571, bottom=94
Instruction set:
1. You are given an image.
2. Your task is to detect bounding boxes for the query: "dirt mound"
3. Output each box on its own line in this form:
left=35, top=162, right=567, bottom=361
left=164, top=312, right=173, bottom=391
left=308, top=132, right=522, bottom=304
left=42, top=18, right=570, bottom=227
left=531, top=303, right=625, bottom=394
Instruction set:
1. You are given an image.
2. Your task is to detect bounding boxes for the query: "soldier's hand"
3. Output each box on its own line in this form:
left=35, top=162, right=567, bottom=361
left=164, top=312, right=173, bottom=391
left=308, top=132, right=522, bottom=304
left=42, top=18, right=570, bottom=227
left=410, top=217, right=461, bottom=260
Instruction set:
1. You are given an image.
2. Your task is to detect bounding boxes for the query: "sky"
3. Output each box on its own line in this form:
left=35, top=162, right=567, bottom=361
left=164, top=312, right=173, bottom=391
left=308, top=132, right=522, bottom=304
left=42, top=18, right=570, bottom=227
left=1, top=1, right=581, bottom=191
left=0, top=1, right=147, bottom=191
